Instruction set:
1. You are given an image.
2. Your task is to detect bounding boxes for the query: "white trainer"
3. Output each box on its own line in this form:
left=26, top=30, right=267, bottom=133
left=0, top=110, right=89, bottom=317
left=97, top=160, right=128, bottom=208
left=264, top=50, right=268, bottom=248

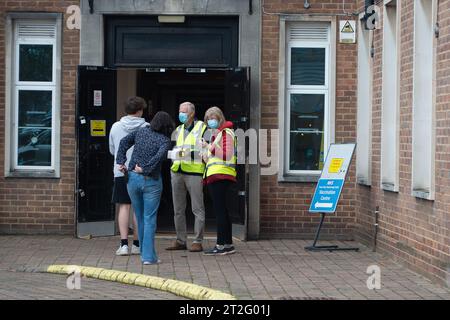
left=115, top=245, right=129, bottom=256
left=131, top=244, right=140, bottom=255
left=143, top=259, right=161, bottom=265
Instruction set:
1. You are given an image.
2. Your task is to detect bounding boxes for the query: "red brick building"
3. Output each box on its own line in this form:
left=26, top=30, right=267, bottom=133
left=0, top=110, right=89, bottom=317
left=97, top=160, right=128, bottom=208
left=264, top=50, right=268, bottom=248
left=0, top=0, right=448, bottom=287
left=354, top=0, right=450, bottom=286
left=0, top=0, right=79, bottom=234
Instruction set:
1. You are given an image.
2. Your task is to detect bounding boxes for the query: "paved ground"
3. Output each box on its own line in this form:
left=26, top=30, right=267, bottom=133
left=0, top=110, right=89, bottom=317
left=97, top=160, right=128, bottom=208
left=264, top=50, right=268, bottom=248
left=0, top=270, right=185, bottom=300
left=0, top=235, right=449, bottom=300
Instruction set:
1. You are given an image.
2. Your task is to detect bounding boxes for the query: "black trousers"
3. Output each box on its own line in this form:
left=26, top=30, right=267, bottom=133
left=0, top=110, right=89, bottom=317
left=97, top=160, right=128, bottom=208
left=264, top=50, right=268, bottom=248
left=207, top=180, right=234, bottom=245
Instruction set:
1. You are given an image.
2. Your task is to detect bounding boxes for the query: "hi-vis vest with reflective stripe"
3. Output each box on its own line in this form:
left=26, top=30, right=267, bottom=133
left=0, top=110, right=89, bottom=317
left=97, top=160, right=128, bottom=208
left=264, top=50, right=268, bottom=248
left=204, top=128, right=237, bottom=179
left=171, top=121, right=207, bottom=174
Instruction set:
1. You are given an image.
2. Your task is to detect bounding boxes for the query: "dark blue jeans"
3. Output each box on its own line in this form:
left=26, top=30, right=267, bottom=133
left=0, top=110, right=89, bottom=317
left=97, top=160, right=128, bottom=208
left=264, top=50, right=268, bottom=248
left=127, top=172, right=162, bottom=263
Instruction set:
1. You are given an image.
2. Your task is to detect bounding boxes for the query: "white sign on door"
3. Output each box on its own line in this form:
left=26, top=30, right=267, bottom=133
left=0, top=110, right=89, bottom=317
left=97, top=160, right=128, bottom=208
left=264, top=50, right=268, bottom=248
left=93, top=90, right=102, bottom=107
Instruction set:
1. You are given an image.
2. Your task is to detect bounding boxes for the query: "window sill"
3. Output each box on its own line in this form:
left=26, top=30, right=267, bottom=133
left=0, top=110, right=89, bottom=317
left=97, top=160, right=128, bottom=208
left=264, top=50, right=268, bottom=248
left=278, top=174, right=320, bottom=183
left=5, top=170, right=60, bottom=179
left=357, top=177, right=371, bottom=186
left=381, top=183, right=399, bottom=193
left=412, top=189, right=434, bottom=201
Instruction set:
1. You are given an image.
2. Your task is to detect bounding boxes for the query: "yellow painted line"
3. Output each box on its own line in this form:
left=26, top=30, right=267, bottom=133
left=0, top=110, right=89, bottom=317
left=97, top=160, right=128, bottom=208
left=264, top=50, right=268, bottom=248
left=47, top=265, right=236, bottom=300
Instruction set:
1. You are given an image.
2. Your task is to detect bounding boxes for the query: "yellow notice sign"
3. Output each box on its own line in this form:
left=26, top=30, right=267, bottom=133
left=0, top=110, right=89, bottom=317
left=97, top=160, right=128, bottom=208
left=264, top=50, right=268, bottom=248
left=329, top=158, right=344, bottom=174
left=341, top=21, right=355, bottom=33
left=90, top=120, right=106, bottom=137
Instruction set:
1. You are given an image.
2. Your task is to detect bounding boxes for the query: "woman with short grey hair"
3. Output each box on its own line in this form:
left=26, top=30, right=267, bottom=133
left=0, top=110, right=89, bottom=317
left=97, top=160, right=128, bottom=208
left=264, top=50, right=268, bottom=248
left=201, top=106, right=237, bottom=256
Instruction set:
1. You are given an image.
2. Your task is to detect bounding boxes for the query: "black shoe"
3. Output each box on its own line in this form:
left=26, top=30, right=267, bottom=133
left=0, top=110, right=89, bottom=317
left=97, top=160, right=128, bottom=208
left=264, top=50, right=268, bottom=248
left=203, top=246, right=226, bottom=256
left=204, top=246, right=235, bottom=256
left=224, top=246, right=235, bottom=255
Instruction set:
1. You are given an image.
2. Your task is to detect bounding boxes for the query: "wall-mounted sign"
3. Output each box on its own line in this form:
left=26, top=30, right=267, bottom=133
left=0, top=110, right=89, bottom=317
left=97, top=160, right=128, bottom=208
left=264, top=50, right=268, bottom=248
left=90, top=120, right=106, bottom=137
left=340, top=20, right=356, bottom=44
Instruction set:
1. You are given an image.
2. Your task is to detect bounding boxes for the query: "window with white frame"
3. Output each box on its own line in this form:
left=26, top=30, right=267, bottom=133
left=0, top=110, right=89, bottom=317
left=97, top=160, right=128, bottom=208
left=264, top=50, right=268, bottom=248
left=381, top=0, right=400, bottom=192
left=412, top=0, right=436, bottom=200
left=11, top=20, right=58, bottom=171
left=356, top=18, right=373, bottom=186
left=285, top=22, right=331, bottom=175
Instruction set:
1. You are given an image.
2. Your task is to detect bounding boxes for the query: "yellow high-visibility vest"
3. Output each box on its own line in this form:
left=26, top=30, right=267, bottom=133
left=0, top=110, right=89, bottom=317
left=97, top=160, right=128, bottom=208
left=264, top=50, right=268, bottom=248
left=171, top=121, right=207, bottom=174
left=204, top=128, right=237, bottom=178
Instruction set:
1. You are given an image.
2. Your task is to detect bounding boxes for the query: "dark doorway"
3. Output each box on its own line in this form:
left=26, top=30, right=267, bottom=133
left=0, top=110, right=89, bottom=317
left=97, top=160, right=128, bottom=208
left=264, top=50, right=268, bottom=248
left=136, top=68, right=250, bottom=236
left=137, top=69, right=226, bottom=232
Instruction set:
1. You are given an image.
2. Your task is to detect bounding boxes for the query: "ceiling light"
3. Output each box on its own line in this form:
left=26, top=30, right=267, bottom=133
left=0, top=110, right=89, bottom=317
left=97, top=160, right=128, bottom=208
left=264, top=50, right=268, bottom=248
left=157, top=15, right=185, bottom=23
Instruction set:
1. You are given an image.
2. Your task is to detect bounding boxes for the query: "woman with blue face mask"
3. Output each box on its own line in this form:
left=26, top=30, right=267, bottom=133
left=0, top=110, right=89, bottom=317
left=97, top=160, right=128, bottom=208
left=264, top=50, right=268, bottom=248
left=201, top=107, right=237, bottom=256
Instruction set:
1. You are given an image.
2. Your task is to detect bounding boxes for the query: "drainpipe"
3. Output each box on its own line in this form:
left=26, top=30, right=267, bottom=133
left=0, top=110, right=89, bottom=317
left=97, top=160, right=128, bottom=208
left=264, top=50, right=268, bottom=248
left=373, top=206, right=379, bottom=252
left=89, top=0, right=94, bottom=14
left=435, top=0, right=440, bottom=38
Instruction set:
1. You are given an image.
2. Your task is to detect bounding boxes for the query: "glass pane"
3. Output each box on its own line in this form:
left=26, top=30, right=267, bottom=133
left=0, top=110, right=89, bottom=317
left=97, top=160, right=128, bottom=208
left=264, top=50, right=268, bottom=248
left=17, top=128, right=52, bottom=166
left=18, top=90, right=52, bottom=128
left=289, top=94, right=325, bottom=171
left=17, top=90, right=52, bottom=167
left=291, top=48, right=325, bottom=85
left=19, top=44, right=53, bottom=82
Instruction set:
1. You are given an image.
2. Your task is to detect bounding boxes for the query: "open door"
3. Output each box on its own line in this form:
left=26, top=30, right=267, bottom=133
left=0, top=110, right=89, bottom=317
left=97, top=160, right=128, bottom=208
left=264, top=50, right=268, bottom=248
left=76, top=66, right=117, bottom=237
left=224, top=67, right=250, bottom=241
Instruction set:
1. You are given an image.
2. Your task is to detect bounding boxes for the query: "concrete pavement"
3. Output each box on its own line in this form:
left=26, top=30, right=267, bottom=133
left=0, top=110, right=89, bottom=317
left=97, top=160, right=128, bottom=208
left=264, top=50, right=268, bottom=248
left=0, top=235, right=449, bottom=300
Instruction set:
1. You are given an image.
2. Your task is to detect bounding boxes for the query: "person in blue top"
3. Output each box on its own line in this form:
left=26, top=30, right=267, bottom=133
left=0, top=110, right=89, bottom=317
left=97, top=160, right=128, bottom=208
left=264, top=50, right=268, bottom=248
left=116, top=111, right=174, bottom=265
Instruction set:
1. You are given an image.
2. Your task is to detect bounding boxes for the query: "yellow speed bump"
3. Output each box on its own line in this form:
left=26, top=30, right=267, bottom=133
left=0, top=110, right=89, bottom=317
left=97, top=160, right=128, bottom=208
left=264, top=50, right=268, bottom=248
left=47, top=265, right=236, bottom=300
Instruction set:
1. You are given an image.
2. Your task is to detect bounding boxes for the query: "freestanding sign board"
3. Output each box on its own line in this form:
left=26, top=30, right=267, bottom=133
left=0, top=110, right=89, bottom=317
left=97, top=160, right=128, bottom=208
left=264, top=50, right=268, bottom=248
left=309, top=143, right=356, bottom=213
left=306, top=143, right=359, bottom=252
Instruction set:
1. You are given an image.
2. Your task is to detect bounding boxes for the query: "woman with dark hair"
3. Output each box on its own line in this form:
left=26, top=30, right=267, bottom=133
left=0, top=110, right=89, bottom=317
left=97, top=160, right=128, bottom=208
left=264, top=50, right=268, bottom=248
left=116, top=111, right=175, bottom=265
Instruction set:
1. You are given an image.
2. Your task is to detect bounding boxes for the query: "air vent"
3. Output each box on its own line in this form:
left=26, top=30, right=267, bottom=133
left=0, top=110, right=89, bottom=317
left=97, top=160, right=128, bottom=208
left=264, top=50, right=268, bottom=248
left=17, top=22, right=56, bottom=39
left=289, top=23, right=330, bottom=42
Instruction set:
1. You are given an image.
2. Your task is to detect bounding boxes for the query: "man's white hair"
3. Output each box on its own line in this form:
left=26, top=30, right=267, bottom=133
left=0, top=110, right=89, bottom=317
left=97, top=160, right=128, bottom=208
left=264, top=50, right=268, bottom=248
left=180, top=101, right=195, bottom=114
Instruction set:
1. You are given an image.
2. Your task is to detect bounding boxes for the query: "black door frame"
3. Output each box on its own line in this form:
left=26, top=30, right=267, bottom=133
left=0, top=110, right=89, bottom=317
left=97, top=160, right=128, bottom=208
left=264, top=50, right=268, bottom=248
left=104, top=15, right=239, bottom=68
left=75, top=65, right=250, bottom=239
left=76, top=66, right=117, bottom=237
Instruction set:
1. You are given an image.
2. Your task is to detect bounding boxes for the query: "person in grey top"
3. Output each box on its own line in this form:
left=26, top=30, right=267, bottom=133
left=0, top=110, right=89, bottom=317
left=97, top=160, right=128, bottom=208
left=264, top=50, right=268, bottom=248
left=109, top=96, right=149, bottom=256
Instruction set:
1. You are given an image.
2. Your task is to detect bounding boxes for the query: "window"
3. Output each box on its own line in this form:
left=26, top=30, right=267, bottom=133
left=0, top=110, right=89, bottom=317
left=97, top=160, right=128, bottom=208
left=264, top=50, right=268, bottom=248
left=5, top=15, right=61, bottom=177
left=284, top=22, right=332, bottom=177
left=381, top=0, right=400, bottom=192
left=356, top=17, right=373, bottom=186
left=412, top=0, right=437, bottom=200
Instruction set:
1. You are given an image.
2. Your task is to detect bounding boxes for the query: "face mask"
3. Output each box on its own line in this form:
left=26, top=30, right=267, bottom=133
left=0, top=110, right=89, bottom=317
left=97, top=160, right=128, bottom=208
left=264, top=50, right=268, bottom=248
left=179, top=112, right=188, bottom=124
left=207, top=119, right=219, bottom=129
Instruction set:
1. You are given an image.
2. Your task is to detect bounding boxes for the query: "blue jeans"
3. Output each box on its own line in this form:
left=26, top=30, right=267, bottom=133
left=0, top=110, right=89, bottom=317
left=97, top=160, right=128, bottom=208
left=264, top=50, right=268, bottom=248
left=127, top=171, right=162, bottom=263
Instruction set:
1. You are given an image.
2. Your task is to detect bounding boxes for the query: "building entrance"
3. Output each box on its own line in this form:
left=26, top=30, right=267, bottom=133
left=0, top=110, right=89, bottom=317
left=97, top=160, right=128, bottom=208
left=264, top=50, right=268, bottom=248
left=76, top=66, right=250, bottom=239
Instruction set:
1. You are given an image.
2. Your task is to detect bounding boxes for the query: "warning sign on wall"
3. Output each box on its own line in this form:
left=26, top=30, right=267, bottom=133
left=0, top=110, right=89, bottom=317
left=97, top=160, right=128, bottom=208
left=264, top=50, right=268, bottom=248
left=340, top=20, right=356, bottom=44
left=90, top=120, right=106, bottom=137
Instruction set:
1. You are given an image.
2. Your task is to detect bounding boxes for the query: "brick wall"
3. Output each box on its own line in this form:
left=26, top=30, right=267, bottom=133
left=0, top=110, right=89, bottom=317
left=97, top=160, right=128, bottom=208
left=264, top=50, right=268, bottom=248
left=260, top=0, right=359, bottom=239
left=0, top=1, right=80, bottom=234
left=355, top=0, right=450, bottom=287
